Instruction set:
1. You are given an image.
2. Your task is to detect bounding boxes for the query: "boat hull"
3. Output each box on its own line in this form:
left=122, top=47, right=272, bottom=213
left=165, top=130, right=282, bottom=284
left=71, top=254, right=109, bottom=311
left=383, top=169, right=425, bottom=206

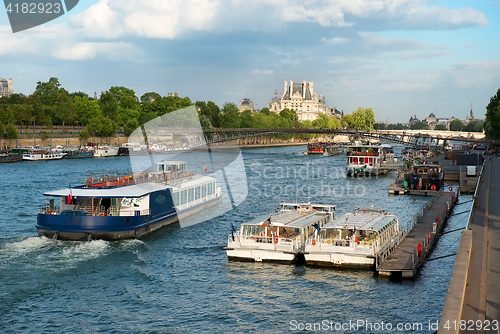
left=226, top=248, right=297, bottom=264
left=0, top=153, right=22, bottom=163
left=304, top=253, right=375, bottom=269
left=36, top=196, right=221, bottom=241
left=63, top=151, right=94, bottom=159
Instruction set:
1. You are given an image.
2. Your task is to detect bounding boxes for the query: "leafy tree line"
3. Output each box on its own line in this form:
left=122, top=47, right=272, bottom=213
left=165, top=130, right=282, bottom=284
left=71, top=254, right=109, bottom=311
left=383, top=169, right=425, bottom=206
left=485, top=88, right=500, bottom=140
left=374, top=119, right=484, bottom=132
left=0, top=77, right=376, bottom=140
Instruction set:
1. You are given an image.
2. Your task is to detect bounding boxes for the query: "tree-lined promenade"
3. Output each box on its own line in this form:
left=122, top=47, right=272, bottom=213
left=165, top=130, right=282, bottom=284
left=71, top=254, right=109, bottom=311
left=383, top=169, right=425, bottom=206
left=1, top=77, right=499, bottom=142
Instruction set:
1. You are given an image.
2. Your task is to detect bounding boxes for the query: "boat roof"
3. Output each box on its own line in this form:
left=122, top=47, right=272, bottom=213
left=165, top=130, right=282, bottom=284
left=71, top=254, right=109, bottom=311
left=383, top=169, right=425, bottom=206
left=242, top=211, right=327, bottom=228
left=169, top=174, right=216, bottom=189
left=322, top=210, right=397, bottom=232
left=43, top=183, right=169, bottom=198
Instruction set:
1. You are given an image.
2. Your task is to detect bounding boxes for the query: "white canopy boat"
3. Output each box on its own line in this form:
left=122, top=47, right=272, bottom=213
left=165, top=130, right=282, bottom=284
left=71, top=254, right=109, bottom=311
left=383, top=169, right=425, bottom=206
left=224, top=202, right=335, bottom=264
left=304, top=209, right=403, bottom=268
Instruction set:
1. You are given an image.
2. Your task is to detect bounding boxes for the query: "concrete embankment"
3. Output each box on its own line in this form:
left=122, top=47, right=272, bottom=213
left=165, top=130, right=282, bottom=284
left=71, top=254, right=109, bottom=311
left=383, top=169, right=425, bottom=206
left=439, top=156, right=500, bottom=333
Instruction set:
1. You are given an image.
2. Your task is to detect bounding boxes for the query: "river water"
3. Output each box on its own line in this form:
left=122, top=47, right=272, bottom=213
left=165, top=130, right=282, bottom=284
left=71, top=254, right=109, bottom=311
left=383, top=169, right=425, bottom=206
left=0, top=145, right=471, bottom=333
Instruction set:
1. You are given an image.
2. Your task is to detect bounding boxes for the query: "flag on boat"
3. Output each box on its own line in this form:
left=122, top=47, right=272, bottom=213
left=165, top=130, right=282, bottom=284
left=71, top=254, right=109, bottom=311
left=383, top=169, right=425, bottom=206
left=67, top=181, right=72, bottom=204
left=203, top=164, right=208, bottom=173
left=312, top=223, right=321, bottom=233
left=231, top=223, right=237, bottom=241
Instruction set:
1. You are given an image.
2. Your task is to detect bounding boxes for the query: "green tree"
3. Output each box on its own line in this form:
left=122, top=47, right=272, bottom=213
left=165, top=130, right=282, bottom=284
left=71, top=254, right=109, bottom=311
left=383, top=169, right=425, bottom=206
left=69, top=91, right=89, bottom=99
left=141, top=92, right=161, bottom=103
left=25, top=93, right=48, bottom=125
left=259, top=107, right=271, bottom=116
left=279, top=108, right=298, bottom=122
left=240, top=109, right=255, bottom=128
left=341, top=114, right=354, bottom=128
left=35, top=77, right=61, bottom=106
left=0, top=106, right=15, bottom=124
left=449, top=119, right=464, bottom=131
left=0, top=122, right=4, bottom=137
left=109, top=86, right=136, bottom=101
left=99, top=91, right=119, bottom=120
left=4, top=123, right=18, bottom=139
left=485, top=88, right=500, bottom=139
left=54, top=89, right=75, bottom=126
left=410, top=122, right=431, bottom=130
left=10, top=104, right=34, bottom=125
left=373, top=122, right=386, bottom=130
left=100, top=117, right=118, bottom=137
left=87, top=116, right=103, bottom=137
left=221, top=102, right=240, bottom=128
left=465, top=120, right=484, bottom=132
left=434, top=124, right=447, bottom=131
left=79, top=129, right=90, bottom=141
left=74, top=96, right=102, bottom=125
left=123, top=119, right=140, bottom=136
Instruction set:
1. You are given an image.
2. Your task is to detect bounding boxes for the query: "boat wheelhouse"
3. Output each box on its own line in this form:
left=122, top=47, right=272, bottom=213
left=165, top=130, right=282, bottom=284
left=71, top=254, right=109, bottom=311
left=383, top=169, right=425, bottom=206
left=36, top=161, right=222, bottom=241
left=304, top=209, right=402, bottom=268
left=224, top=203, right=335, bottom=264
left=408, top=163, right=444, bottom=191
left=305, top=142, right=343, bottom=156
left=94, top=145, right=119, bottom=157
left=23, top=149, right=65, bottom=161
left=346, top=144, right=398, bottom=176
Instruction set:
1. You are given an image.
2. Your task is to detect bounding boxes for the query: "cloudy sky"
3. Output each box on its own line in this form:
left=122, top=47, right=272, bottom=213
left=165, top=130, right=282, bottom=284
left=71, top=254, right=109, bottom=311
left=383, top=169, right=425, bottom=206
left=1, top=0, right=499, bottom=123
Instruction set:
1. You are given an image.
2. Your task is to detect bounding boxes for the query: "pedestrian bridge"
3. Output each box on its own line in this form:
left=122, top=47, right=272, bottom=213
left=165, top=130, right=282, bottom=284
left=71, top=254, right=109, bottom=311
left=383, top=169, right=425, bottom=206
left=190, top=128, right=492, bottom=149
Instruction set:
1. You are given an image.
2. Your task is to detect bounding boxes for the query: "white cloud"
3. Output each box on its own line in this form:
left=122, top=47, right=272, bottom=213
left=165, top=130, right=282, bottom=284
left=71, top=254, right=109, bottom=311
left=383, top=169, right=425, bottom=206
left=252, top=69, right=274, bottom=75
left=64, top=0, right=488, bottom=40
left=321, top=37, right=350, bottom=45
left=70, top=0, right=218, bottom=39
left=385, top=50, right=451, bottom=61
left=52, top=42, right=144, bottom=61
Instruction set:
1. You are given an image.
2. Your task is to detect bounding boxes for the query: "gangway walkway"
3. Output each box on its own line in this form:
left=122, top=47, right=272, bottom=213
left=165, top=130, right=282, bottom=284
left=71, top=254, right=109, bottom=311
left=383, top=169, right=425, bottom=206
left=377, top=190, right=457, bottom=278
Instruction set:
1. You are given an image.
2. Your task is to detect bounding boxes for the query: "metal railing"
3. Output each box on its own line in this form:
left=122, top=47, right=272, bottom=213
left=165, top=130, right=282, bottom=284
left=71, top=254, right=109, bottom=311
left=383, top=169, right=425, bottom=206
left=465, top=163, right=485, bottom=230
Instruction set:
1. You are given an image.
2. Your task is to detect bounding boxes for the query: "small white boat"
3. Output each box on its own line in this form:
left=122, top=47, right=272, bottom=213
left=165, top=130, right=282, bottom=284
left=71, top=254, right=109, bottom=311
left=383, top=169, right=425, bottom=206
left=224, top=202, right=335, bottom=264
left=23, top=149, right=65, bottom=161
left=94, top=145, right=119, bottom=157
left=304, top=209, right=403, bottom=268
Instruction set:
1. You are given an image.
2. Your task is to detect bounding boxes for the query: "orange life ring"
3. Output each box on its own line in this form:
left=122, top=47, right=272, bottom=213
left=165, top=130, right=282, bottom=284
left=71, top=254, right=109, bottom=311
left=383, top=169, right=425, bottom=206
left=274, top=236, right=278, bottom=244
left=312, top=239, right=316, bottom=245
left=448, top=186, right=453, bottom=191
left=416, top=185, right=421, bottom=190
left=431, top=184, right=436, bottom=191
left=47, top=210, right=52, bottom=215
left=100, top=213, right=108, bottom=216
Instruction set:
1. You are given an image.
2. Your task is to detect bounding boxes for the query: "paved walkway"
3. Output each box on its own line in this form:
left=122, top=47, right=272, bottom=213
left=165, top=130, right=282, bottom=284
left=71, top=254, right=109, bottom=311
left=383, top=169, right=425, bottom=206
left=459, top=156, right=499, bottom=333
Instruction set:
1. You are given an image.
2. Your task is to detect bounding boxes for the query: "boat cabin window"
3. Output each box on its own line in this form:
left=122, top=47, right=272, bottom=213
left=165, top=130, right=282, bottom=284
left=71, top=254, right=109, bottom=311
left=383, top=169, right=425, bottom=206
left=202, top=184, right=207, bottom=197
left=243, top=224, right=264, bottom=236
left=181, top=189, right=188, bottom=205
left=321, top=229, right=340, bottom=240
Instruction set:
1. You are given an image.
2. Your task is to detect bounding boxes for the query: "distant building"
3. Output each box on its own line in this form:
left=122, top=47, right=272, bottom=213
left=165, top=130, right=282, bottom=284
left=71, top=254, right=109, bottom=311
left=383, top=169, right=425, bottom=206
left=167, top=92, right=179, bottom=97
left=408, top=113, right=456, bottom=130
left=267, top=80, right=331, bottom=121
left=238, top=98, right=254, bottom=112
left=463, top=103, right=481, bottom=124
left=0, top=78, right=13, bottom=97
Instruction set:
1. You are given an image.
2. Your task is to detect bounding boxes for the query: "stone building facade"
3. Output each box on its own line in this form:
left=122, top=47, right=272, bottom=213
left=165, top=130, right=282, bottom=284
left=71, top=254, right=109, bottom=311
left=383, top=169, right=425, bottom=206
left=267, top=81, right=331, bottom=121
left=0, top=78, right=13, bottom=97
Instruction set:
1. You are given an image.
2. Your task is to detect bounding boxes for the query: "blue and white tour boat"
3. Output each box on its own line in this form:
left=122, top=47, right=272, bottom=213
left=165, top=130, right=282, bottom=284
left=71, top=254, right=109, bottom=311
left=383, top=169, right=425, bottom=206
left=36, top=161, right=222, bottom=241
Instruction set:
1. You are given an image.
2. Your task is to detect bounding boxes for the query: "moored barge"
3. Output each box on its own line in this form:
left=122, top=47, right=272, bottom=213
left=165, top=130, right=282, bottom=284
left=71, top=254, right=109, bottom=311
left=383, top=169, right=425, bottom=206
left=304, top=209, right=403, bottom=268
left=224, top=202, right=335, bottom=264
